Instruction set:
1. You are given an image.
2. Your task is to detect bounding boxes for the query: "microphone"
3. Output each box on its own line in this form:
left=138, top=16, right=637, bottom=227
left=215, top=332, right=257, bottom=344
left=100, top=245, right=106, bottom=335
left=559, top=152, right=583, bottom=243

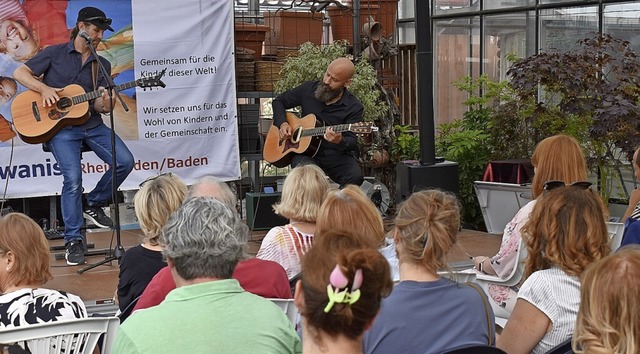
left=78, top=31, right=92, bottom=44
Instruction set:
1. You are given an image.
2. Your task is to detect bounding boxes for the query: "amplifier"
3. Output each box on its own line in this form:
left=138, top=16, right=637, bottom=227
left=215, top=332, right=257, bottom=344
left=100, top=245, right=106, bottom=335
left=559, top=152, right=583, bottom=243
left=245, top=192, right=289, bottom=230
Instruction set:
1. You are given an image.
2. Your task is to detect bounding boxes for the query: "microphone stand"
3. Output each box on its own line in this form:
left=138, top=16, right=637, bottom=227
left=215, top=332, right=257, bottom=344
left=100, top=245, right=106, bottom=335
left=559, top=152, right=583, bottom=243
left=79, top=33, right=129, bottom=274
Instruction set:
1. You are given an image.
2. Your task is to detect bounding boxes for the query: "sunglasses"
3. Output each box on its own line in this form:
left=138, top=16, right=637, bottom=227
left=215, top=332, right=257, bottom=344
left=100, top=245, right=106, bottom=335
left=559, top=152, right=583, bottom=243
left=543, top=180, right=593, bottom=192
left=139, top=172, right=173, bottom=188
left=84, top=16, right=113, bottom=26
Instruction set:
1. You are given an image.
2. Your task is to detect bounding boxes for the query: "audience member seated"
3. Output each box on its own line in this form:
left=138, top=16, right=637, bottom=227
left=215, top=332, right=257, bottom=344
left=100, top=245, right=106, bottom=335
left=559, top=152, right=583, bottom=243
left=116, top=173, right=188, bottom=321
left=316, top=185, right=397, bottom=278
left=113, top=198, right=301, bottom=353
left=256, top=164, right=329, bottom=279
left=473, top=134, right=588, bottom=319
left=573, top=245, right=640, bottom=354
left=295, top=229, right=393, bottom=354
left=132, top=177, right=291, bottom=313
left=364, top=190, right=495, bottom=354
left=0, top=213, right=87, bottom=352
left=619, top=147, right=640, bottom=248
left=497, top=183, right=611, bottom=354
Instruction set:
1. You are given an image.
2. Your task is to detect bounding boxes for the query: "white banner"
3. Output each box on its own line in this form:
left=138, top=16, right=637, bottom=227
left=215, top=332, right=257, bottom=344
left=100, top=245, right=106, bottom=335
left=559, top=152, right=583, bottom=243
left=0, top=0, right=240, bottom=198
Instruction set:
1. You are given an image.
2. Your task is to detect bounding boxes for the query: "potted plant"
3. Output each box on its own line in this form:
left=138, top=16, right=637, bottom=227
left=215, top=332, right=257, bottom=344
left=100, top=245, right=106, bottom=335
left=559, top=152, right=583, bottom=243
left=506, top=33, right=640, bottom=206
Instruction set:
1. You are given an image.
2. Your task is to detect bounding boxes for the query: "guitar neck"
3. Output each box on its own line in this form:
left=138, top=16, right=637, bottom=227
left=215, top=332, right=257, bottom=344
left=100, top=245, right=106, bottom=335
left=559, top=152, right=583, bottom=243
left=72, top=80, right=138, bottom=105
left=300, top=124, right=353, bottom=137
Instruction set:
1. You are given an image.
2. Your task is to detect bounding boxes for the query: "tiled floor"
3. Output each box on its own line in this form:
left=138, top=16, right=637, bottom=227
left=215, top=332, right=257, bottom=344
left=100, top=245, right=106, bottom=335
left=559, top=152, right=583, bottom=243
left=45, top=227, right=502, bottom=309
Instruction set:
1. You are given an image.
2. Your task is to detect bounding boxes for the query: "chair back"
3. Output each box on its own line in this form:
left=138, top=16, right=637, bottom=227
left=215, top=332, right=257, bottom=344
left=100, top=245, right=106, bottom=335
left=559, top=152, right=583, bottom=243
left=476, top=236, right=527, bottom=287
left=609, top=221, right=625, bottom=251
left=0, top=317, right=120, bottom=354
left=545, top=337, right=574, bottom=354
left=268, top=298, right=298, bottom=327
left=440, top=344, right=507, bottom=354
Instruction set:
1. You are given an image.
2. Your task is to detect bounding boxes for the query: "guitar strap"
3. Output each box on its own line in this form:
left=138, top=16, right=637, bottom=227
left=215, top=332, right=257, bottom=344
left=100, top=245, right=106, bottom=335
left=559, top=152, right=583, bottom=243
left=91, top=61, right=98, bottom=91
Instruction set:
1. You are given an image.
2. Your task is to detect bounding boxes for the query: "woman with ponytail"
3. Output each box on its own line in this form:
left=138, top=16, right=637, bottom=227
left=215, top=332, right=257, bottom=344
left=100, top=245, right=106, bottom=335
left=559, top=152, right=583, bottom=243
left=363, top=189, right=494, bottom=354
left=295, top=229, right=393, bottom=354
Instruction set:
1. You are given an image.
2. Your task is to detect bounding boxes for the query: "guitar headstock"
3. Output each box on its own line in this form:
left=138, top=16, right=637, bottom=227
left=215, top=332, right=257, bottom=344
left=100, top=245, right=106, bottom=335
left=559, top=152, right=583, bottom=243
left=137, top=68, right=167, bottom=90
left=351, top=122, right=378, bottom=134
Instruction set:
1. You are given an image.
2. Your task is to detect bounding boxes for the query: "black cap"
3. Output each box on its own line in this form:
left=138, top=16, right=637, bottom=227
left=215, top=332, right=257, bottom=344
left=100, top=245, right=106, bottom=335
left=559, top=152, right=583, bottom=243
left=77, top=7, right=114, bottom=32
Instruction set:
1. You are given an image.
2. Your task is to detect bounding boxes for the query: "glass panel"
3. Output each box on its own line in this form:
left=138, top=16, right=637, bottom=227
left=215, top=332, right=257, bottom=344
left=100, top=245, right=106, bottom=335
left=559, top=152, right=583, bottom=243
left=483, top=12, right=535, bottom=83
left=484, top=0, right=533, bottom=11
left=539, top=6, right=598, bottom=52
left=434, top=0, right=478, bottom=16
left=434, top=17, right=480, bottom=126
left=604, top=2, right=640, bottom=53
left=398, top=22, right=416, bottom=44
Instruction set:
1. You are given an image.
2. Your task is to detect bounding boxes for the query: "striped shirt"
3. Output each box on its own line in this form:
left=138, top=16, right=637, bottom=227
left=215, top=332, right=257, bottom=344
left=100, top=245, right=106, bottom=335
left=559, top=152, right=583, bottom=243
left=518, top=267, right=580, bottom=354
left=256, top=224, right=314, bottom=279
left=0, top=0, right=28, bottom=23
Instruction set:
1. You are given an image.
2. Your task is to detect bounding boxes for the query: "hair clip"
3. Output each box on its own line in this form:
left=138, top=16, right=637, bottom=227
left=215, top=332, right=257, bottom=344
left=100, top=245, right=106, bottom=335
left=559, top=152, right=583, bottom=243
left=324, top=265, right=363, bottom=313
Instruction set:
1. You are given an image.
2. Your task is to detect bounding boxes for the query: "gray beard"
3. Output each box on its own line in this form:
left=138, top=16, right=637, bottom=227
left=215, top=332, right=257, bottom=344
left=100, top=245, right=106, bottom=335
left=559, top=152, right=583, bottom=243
left=314, top=83, right=343, bottom=103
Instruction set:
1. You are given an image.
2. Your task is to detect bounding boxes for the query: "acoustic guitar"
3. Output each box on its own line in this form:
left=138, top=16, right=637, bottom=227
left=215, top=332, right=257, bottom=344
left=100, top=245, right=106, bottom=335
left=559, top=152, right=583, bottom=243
left=263, top=112, right=377, bottom=168
left=11, top=69, right=166, bottom=144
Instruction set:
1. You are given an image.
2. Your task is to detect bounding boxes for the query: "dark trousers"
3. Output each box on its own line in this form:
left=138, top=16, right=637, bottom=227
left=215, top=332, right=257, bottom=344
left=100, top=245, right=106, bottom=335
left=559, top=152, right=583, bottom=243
left=291, top=151, right=363, bottom=187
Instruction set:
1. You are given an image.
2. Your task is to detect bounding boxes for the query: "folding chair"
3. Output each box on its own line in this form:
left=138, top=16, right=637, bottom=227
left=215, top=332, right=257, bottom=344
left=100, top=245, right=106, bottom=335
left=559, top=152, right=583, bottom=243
left=0, top=317, right=120, bottom=354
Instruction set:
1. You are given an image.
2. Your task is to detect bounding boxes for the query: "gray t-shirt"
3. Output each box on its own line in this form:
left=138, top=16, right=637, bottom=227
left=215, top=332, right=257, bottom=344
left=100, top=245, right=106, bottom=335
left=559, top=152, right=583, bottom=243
left=363, top=278, right=493, bottom=354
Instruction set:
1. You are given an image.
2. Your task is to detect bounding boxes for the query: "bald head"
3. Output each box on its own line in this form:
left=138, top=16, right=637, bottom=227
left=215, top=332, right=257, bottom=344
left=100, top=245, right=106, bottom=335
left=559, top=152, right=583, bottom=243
left=186, top=176, right=236, bottom=211
left=328, top=57, right=356, bottom=82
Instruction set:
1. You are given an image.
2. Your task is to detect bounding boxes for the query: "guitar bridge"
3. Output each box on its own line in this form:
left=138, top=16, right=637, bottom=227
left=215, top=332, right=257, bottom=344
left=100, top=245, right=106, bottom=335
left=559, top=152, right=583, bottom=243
left=31, top=102, right=41, bottom=122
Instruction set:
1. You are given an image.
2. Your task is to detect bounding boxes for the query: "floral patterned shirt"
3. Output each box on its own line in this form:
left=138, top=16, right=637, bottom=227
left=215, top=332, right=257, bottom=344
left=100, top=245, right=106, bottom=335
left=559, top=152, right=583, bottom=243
left=0, top=288, right=87, bottom=352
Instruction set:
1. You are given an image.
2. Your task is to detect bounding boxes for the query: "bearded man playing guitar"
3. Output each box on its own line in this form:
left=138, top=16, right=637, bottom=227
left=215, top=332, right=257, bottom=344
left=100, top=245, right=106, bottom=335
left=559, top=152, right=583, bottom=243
left=13, top=7, right=134, bottom=266
left=272, top=57, right=364, bottom=187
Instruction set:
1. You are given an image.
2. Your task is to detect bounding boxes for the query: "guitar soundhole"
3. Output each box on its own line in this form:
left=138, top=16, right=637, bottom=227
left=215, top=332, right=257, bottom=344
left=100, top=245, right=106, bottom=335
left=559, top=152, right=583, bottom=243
left=57, top=97, right=72, bottom=110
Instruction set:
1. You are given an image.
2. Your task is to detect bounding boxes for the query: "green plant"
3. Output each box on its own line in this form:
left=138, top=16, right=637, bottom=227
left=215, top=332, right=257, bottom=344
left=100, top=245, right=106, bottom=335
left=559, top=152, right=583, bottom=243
left=507, top=33, right=640, bottom=203
left=274, top=41, right=387, bottom=122
left=390, top=125, right=419, bottom=162
left=436, top=75, right=500, bottom=229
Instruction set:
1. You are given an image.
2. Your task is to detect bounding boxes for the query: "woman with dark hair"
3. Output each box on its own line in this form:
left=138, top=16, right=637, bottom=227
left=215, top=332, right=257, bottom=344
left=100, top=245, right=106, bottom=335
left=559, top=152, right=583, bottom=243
left=364, top=189, right=494, bottom=354
left=497, top=184, right=611, bottom=354
left=296, top=229, right=393, bottom=354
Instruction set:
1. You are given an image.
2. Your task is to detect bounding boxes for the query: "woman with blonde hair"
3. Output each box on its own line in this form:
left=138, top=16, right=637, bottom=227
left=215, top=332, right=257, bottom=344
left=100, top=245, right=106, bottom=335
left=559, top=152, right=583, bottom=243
left=116, top=173, right=188, bottom=321
left=296, top=229, right=393, bottom=354
left=257, top=164, right=329, bottom=279
left=498, top=184, right=611, bottom=354
left=0, top=213, right=86, bottom=339
left=364, top=189, right=494, bottom=353
left=473, top=134, right=588, bottom=319
left=573, top=245, right=640, bottom=354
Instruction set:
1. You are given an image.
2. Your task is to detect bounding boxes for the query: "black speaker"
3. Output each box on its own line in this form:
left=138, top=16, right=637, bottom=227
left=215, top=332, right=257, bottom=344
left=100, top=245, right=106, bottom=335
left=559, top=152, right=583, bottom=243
left=396, top=161, right=460, bottom=201
left=246, top=192, right=289, bottom=230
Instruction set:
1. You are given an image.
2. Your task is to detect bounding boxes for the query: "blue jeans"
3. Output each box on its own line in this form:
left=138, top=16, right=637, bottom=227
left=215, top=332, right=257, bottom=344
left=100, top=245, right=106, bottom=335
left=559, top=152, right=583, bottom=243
left=48, top=124, right=134, bottom=243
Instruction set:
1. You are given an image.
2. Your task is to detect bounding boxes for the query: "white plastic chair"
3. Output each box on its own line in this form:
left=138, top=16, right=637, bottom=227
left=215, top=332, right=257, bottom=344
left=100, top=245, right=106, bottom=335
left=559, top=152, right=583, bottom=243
left=269, top=298, right=298, bottom=327
left=0, top=317, right=120, bottom=354
left=475, top=236, right=527, bottom=287
left=607, top=221, right=625, bottom=251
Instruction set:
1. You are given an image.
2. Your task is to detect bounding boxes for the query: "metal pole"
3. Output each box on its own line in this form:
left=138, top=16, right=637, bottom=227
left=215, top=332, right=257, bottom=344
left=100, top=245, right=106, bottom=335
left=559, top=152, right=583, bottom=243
left=415, top=0, right=435, bottom=165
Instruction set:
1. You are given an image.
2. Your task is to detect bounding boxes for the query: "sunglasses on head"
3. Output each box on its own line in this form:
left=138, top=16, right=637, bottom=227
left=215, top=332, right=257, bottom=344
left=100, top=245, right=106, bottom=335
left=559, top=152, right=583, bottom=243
left=543, top=180, right=593, bottom=192
left=139, top=172, right=173, bottom=188
left=84, top=16, right=113, bottom=26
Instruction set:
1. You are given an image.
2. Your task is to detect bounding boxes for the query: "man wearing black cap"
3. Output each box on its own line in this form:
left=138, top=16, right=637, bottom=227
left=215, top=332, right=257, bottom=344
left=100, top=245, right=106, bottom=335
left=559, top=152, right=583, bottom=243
left=13, top=7, right=134, bottom=266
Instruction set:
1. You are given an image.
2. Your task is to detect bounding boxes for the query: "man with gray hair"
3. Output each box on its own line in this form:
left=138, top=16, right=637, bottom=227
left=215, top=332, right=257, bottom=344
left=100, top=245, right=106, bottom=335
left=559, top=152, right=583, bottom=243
left=113, top=198, right=301, bottom=353
left=186, top=175, right=236, bottom=209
